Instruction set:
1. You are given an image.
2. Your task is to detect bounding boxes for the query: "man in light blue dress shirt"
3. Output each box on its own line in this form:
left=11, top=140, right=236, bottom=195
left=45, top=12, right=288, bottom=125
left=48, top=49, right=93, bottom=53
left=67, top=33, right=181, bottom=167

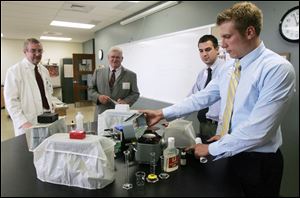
left=141, top=2, right=296, bottom=197
left=187, top=35, right=225, bottom=140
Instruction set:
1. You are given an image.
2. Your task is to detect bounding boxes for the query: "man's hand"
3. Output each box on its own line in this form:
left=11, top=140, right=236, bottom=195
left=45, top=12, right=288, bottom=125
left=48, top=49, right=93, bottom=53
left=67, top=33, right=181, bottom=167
left=207, top=135, right=221, bottom=142
left=98, top=95, right=110, bottom=104
left=139, top=109, right=164, bottom=127
left=185, top=143, right=209, bottom=159
left=117, top=99, right=127, bottom=104
left=21, top=122, right=33, bottom=129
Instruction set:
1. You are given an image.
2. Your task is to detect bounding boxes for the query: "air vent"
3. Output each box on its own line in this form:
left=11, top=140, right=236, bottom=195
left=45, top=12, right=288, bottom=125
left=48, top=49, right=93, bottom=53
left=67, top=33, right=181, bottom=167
left=43, top=31, right=62, bottom=36
left=62, top=2, right=95, bottom=13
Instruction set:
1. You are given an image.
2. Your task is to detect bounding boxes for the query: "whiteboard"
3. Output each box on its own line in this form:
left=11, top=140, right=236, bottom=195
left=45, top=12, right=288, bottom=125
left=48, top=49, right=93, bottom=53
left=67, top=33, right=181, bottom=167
left=118, top=24, right=214, bottom=104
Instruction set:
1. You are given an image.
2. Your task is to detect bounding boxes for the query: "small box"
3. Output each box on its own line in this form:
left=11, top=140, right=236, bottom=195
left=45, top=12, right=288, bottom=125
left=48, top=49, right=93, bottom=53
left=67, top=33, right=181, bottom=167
left=69, top=130, right=86, bottom=139
left=37, top=112, right=58, bottom=123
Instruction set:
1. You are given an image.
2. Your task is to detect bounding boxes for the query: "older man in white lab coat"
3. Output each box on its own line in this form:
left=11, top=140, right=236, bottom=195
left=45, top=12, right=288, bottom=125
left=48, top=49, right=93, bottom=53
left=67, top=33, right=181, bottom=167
left=4, top=38, right=54, bottom=136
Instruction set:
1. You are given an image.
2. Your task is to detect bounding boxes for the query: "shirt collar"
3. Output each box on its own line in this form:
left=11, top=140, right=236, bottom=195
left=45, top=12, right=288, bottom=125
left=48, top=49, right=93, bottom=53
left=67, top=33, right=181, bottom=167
left=23, top=58, right=41, bottom=70
left=207, top=58, right=222, bottom=71
left=239, top=41, right=265, bottom=70
left=109, top=65, right=122, bottom=72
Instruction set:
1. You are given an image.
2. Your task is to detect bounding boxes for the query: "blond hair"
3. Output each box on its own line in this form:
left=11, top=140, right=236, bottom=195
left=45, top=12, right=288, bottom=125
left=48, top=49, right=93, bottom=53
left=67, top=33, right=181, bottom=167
left=216, top=2, right=263, bottom=36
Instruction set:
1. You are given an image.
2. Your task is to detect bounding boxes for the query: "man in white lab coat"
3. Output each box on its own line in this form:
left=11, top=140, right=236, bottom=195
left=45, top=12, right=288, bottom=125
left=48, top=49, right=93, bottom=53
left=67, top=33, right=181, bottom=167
left=4, top=38, right=54, bottom=136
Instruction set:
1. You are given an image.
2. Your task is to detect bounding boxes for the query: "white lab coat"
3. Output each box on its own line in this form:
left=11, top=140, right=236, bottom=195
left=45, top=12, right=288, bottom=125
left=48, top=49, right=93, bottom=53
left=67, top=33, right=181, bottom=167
left=4, top=58, right=54, bottom=136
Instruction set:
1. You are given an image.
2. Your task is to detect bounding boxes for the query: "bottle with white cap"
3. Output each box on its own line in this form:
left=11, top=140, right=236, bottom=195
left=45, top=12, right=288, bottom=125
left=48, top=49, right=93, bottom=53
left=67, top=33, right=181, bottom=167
left=163, top=137, right=179, bottom=172
left=195, top=137, right=208, bottom=163
left=75, top=112, right=84, bottom=131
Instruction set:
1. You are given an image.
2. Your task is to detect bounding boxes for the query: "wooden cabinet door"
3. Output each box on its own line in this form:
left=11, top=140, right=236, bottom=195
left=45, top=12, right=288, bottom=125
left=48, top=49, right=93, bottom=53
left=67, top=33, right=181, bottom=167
left=72, top=53, right=95, bottom=106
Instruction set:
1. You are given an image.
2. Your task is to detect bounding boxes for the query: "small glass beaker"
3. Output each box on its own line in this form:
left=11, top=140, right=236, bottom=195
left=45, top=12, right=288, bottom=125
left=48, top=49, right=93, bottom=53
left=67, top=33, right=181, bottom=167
left=85, top=122, right=93, bottom=134
left=159, top=155, right=170, bottom=180
left=135, top=171, right=146, bottom=187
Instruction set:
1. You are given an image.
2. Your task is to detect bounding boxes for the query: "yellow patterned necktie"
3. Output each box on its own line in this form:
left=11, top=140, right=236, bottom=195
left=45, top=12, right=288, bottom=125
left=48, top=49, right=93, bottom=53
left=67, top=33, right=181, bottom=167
left=220, top=60, right=241, bottom=136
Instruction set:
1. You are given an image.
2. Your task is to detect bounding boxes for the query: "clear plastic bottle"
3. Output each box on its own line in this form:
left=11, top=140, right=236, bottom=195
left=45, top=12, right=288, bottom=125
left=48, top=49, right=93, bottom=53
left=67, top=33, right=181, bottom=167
left=163, top=137, right=179, bottom=172
left=75, top=112, right=84, bottom=131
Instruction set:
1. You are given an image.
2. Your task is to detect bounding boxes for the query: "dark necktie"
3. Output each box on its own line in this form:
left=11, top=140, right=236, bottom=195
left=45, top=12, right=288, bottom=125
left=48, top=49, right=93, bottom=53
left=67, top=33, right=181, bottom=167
left=34, top=65, right=50, bottom=110
left=197, top=67, right=212, bottom=122
left=109, top=69, right=116, bottom=89
left=204, top=67, right=212, bottom=87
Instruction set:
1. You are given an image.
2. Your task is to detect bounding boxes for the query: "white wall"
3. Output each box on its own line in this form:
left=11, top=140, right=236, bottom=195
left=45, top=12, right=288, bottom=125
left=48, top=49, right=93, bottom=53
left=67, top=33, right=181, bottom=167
left=1, top=38, right=83, bottom=86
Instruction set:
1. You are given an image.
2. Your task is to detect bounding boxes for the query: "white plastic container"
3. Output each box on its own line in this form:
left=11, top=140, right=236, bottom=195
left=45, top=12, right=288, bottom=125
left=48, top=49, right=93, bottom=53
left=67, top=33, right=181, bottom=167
left=163, top=137, right=179, bottom=172
left=75, top=112, right=84, bottom=131
left=163, top=119, right=196, bottom=148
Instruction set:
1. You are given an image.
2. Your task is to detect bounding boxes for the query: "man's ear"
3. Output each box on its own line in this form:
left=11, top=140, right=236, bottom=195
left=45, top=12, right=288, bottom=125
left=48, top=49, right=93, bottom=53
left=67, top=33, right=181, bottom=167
left=245, top=26, right=256, bottom=40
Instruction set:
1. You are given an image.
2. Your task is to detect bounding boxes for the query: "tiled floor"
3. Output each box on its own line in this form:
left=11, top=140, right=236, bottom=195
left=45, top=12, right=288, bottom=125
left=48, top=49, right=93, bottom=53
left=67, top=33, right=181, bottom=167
left=1, top=103, right=96, bottom=142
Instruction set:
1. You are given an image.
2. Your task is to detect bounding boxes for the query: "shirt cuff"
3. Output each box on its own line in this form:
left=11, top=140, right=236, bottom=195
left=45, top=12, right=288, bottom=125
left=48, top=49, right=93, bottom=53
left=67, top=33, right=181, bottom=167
left=162, top=106, right=175, bottom=121
left=208, top=141, right=219, bottom=156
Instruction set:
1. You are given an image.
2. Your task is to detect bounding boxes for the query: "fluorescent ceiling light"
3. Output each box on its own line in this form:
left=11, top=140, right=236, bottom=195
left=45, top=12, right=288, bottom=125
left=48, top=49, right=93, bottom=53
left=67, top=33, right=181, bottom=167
left=50, top=20, right=95, bottom=29
left=1, top=33, right=3, bottom=37
left=120, top=1, right=179, bottom=25
left=40, top=36, right=72, bottom=41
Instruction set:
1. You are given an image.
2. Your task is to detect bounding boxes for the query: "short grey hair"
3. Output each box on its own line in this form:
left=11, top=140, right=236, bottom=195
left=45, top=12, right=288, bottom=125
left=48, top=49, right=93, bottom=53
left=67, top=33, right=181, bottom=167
left=23, top=38, right=42, bottom=51
left=108, top=46, right=123, bottom=57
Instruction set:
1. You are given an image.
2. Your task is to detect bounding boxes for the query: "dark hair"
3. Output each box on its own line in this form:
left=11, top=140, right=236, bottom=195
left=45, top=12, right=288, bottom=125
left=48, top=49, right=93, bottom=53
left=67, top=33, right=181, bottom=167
left=198, top=35, right=218, bottom=48
left=216, top=2, right=262, bottom=36
left=23, top=38, right=41, bottom=51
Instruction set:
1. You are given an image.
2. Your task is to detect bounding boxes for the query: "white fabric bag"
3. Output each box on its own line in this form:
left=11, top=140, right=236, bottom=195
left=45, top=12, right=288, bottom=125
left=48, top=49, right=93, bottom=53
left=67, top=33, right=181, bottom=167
left=33, top=133, right=115, bottom=189
left=25, top=117, right=67, bottom=151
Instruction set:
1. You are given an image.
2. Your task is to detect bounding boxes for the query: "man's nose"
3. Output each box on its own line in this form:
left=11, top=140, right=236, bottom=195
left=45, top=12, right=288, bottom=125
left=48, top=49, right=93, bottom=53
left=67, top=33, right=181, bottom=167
left=221, top=40, right=227, bottom=48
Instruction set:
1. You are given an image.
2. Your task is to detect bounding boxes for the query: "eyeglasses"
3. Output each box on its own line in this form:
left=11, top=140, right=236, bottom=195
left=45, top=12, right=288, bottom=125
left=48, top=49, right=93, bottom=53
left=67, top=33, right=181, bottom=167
left=26, top=49, right=43, bottom=54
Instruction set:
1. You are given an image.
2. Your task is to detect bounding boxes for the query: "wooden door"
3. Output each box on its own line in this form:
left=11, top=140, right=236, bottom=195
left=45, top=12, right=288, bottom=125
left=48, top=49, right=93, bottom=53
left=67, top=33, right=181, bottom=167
left=72, top=53, right=95, bottom=107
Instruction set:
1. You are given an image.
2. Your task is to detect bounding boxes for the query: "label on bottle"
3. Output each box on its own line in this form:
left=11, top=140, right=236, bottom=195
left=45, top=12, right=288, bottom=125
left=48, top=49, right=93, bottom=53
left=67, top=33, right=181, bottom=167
left=167, top=155, right=179, bottom=169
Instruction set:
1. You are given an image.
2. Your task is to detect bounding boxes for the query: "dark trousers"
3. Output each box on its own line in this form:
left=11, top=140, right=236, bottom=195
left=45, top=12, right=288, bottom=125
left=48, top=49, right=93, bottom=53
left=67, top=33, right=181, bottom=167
left=199, top=120, right=218, bottom=142
left=229, top=149, right=283, bottom=197
left=197, top=109, right=218, bottom=142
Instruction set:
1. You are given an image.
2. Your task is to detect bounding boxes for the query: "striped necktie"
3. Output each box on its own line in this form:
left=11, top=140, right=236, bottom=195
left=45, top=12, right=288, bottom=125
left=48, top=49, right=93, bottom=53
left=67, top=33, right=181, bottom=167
left=220, top=60, right=241, bottom=136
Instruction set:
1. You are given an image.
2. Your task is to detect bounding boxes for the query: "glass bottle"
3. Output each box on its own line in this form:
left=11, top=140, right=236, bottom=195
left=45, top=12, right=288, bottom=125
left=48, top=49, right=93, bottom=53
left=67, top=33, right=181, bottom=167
left=180, top=150, right=187, bottom=166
